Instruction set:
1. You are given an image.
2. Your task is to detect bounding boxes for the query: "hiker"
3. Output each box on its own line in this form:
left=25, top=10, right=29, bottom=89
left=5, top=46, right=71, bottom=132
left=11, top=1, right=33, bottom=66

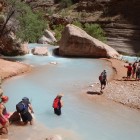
left=0, top=96, right=10, bottom=134
left=136, top=63, right=140, bottom=80
left=99, top=70, right=107, bottom=92
left=132, top=61, right=137, bottom=79
left=53, top=94, right=64, bottom=116
left=124, top=63, right=132, bottom=79
left=16, top=97, right=34, bottom=125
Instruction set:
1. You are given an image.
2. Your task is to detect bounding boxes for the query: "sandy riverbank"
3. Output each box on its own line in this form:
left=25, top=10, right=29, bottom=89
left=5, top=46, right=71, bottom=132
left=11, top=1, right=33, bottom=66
left=86, top=58, right=140, bottom=110
left=0, top=58, right=32, bottom=81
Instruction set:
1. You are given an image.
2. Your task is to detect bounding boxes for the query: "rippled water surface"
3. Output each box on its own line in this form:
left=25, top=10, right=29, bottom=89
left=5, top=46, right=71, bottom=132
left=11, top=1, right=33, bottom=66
left=2, top=44, right=140, bottom=140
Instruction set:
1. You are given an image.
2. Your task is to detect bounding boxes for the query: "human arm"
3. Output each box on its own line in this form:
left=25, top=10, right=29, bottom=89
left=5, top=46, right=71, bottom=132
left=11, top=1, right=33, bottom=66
left=28, top=104, right=34, bottom=113
left=60, top=100, right=63, bottom=107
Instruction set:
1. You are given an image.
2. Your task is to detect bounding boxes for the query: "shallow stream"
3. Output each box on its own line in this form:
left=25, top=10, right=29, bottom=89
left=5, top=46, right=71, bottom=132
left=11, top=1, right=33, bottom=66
left=2, top=44, right=140, bottom=140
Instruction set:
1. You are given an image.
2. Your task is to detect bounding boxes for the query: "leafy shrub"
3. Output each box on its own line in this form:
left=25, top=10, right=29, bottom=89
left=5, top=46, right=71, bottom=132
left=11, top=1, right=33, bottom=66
left=84, top=23, right=106, bottom=42
left=72, top=22, right=106, bottom=42
left=60, top=0, right=73, bottom=8
left=72, top=21, right=83, bottom=29
left=52, top=24, right=65, bottom=41
left=1, top=0, right=48, bottom=43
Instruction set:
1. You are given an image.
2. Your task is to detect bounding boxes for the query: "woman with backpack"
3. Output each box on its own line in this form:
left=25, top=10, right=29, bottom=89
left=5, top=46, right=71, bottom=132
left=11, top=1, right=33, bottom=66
left=53, top=94, right=64, bottom=116
left=0, top=96, right=10, bottom=134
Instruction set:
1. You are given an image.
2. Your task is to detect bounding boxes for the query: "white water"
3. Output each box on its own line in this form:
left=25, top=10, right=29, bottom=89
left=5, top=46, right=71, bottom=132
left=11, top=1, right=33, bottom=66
left=2, top=44, right=140, bottom=140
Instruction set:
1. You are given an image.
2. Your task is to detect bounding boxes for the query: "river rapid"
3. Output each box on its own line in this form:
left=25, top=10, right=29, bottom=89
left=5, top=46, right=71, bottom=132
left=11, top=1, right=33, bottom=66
left=2, top=44, right=140, bottom=140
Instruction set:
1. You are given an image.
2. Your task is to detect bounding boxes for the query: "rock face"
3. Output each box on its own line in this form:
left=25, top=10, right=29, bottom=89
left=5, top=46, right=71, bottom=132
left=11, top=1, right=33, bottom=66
left=31, top=46, right=48, bottom=56
left=76, top=0, right=140, bottom=55
left=0, top=32, right=29, bottom=56
left=59, top=24, right=120, bottom=58
left=44, top=30, right=57, bottom=43
left=38, top=30, right=57, bottom=44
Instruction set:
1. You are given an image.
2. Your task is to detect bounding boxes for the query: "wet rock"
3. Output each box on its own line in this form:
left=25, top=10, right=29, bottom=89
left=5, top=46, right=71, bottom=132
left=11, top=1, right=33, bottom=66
left=31, top=47, right=48, bottom=56
left=50, top=61, right=57, bottom=65
left=44, top=30, right=57, bottom=43
left=46, top=135, right=62, bottom=140
left=38, top=35, right=51, bottom=44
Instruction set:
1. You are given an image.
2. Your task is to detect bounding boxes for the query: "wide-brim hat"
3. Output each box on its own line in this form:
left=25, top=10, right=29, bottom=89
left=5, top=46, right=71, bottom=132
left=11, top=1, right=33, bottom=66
left=57, top=93, right=64, bottom=97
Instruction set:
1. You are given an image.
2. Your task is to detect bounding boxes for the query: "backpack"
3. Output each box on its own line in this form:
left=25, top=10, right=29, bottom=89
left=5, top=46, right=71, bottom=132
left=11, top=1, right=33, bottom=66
left=53, top=98, right=60, bottom=109
left=102, top=72, right=106, bottom=80
left=16, top=101, right=26, bottom=113
left=99, top=75, right=102, bottom=81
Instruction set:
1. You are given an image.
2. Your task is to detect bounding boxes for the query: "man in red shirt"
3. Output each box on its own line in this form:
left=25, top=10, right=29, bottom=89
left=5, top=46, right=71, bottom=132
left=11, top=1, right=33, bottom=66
left=124, top=63, right=132, bottom=80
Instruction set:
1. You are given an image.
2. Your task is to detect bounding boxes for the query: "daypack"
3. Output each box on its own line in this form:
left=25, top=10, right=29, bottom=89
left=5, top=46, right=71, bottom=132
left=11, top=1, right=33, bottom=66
left=16, top=101, right=26, bottom=113
left=53, top=98, right=60, bottom=109
left=102, top=73, right=106, bottom=80
left=99, top=75, right=102, bottom=81
left=99, top=72, right=106, bottom=81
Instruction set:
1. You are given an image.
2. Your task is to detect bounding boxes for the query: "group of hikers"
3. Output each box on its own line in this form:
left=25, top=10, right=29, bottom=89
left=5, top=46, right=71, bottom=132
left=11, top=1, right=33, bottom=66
left=124, top=60, right=140, bottom=80
left=98, top=60, right=140, bottom=93
left=0, top=88, right=63, bottom=135
left=0, top=90, right=34, bottom=134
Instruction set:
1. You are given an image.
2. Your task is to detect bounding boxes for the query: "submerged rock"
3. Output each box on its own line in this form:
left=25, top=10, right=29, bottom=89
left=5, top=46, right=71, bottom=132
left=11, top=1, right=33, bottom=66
left=31, top=46, right=48, bottom=56
left=46, top=135, right=62, bottom=140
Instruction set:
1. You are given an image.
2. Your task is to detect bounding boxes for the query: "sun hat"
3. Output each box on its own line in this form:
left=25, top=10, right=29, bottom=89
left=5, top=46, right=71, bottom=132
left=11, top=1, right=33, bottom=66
left=1, top=95, right=9, bottom=102
left=57, top=93, right=64, bottom=97
left=22, top=97, right=29, bottom=101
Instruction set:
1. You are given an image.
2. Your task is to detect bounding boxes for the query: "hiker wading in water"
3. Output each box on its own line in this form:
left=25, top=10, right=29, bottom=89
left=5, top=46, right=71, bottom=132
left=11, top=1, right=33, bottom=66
left=99, top=70, right=108, bottom=93
left=53, top=94, right=64, bottom=116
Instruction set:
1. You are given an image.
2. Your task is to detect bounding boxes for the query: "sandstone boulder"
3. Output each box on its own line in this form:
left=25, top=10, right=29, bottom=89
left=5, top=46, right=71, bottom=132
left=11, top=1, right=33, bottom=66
left=44, top=30, right=57, bottom=43
left=38, top=35, right=51, bottom=44
left=38, top=30, right=57, bottom=44
left=31, top=46, right=48, bottom=56
left=0, top=32, right=29, bottom=56
left=59, top=24, right=120, bottom=58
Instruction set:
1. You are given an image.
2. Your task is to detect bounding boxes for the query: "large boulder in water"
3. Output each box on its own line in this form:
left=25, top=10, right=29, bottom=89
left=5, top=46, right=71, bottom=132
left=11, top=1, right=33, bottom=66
left=59, top=24, right=120, bottom=58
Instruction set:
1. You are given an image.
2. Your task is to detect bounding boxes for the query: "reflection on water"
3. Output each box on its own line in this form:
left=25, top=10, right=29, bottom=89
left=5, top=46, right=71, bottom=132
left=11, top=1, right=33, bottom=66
left=2, top=44, right=140, bottom=140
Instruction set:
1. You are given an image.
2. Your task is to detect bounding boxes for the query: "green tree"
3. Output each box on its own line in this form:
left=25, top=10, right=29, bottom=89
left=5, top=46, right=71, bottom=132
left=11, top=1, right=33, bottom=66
left=0, top=0, right=48, bottom=42
left=60, top=0, right=73, bottom=8
left=84, top=23, right=106, bottom=42
left=52, top=24, right=65, bottom=41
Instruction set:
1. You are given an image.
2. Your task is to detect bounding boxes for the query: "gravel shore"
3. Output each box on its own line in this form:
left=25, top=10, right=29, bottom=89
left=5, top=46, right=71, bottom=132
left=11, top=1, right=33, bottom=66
left=89, top=58, right=140, bottom=110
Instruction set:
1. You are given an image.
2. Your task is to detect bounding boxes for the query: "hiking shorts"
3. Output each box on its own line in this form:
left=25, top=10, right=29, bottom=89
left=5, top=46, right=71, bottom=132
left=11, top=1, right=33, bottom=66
left=20, top=111, right=32, bottom=122
left=101, top=80, right=106, bottom=86
left=127, top=71, right=131, bottom=77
